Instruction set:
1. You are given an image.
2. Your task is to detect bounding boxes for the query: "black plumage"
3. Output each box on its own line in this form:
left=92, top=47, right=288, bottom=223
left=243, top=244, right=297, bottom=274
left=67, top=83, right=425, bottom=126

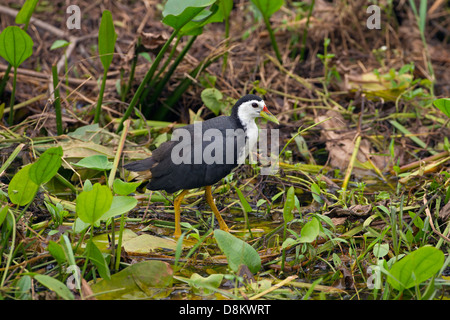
left=124, top=94, right=278, bottom=237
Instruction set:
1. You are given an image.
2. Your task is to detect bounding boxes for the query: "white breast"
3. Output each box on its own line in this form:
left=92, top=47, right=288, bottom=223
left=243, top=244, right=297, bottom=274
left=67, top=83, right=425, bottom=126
left=237, top=120, right=258, bottom=164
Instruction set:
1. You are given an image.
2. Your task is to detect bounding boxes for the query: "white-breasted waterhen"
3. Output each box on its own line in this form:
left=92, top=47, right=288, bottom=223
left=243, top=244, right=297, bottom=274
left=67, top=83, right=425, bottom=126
left=124, top=94, right=278, bottom=237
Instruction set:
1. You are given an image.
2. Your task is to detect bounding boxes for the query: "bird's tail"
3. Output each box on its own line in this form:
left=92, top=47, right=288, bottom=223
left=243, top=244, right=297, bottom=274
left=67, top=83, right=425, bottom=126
left=123, top=158, right=155, bottom=172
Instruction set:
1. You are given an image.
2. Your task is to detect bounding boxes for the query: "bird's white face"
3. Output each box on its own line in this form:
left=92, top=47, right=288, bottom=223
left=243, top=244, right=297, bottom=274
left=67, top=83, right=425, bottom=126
left=237, top=99, right=278, bottom=127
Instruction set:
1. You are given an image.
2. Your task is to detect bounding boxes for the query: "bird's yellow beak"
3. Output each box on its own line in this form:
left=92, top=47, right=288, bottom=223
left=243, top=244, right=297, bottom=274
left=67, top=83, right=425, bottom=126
left=260, top=106, right=279, bottom=124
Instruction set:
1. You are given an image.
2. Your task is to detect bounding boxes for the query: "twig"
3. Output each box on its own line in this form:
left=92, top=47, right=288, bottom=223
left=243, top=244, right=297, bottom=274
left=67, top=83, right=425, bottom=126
left=423, top=195, right=450, bottom=243
left=249, top=275, right=298, bottom=300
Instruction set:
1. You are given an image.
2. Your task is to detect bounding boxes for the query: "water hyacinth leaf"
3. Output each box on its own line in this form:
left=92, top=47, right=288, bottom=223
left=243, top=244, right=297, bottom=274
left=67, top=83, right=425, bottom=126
left=100, top=196, right=138, bottom=221
left=214, top=229, right=261, bottom=273
left=73, top=155, right=113, bottom=171
left=0, top=26, right=34, bottom=68
left=8, top=164, right=39, bottom=206
left=433, top=98, right=450, bottom=118
left=201, top=88, right=225, bottom=115
left=162, top=0, right=216, bottom=31
left=299, top=217, right=320, bottom=243
left=112, top=179, right=141, bottom=195
left=388, top=246, right=444, bottom=291
left=90, top=261, right=173, bottom=299
left=76, top=183, right=113, bottom=225
left=33, top=274, right=74, bottom=300
left=98, top=10, right=117, bottom=70
left=29, top=146, right=63, bottom=185
left=85, top=239, right=111, bottom=280
left=188, top=273, right=224, bottom=295
left=283, top=186, right=295, bottom=223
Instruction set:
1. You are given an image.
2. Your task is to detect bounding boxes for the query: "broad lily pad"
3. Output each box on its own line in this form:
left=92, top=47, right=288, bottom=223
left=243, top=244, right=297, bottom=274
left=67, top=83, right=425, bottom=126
left=91, top=260, right=173, bottom=299
left=214, top=230, right=261, bottom=273
left=123, top=234, right=177, bottom=254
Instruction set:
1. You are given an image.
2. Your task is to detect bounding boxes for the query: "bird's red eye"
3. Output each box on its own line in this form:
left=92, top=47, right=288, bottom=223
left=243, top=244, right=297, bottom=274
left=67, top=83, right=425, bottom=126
left=252, top=102, right=258, bottom=108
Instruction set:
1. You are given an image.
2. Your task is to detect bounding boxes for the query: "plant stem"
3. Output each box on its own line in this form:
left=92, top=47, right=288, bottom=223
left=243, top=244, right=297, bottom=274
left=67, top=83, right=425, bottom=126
left=94, top=68, right=108, bottom=123
left=222, top=16, right=230, bottom=74
left=0, top=63, right=11, bottom=99
left=116, top=29, right=178, bottom=133
left=115, top=212, right=126, bottom=272
left=8, top=67, right=17, bottom=126
left=52, top=65, right=63, bottom=135
left=122, top=37, right=140, bottom=101
left=300, top=0, right=315, bottom=61
left=144, top=35, right=197, bottom=118
left=1, top=211, right=16, bottom=287
left=263, top=15, right=282, bottom=63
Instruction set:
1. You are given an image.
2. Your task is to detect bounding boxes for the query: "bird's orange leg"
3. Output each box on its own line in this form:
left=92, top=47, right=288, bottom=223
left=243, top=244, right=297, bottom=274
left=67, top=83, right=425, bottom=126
left=205, top=186, right=230, bottom=232
left=173, top=189, right=189, bottom=238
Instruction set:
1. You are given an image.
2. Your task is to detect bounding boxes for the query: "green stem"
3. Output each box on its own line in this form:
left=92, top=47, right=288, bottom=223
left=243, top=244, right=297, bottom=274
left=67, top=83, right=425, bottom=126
left=122, top=38, right=140, bottom=101
left=8, top=67, right=17, bottom=126
left=0, top=63, right=11, bottom=99
left=52, top=65, right=63, bottom=135
left=140, top=36, right=182, bottom=110
left=115, top=213, right=126, bottom=272
left=116, top=29, right=179, bottom=133
left=300, top=0, right=315, bottom=61
left=145, top=35, right=197, bottom=118
left=1, top=211, right=16, bottom=287
left=155, top=55, right=218, bottom=119
left=222, top=15, right=230, bottom=74
left=94, top=68, right=108, bottom=123
left=263, top=15, right=282, bottom=63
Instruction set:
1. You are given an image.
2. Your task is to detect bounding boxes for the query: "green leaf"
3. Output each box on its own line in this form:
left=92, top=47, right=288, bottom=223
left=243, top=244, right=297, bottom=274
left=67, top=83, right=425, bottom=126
left=201, top=88, right=226, bottom=115
left=233, top=186, right=252, bottom=213
left=15, top=0, right=39, bottom=26
left=283, top=186, right=295, bottom=223
left=299, top=217, right=320, bottom=243
left=310, top=182, right=323, bottom=204
left=90, top=261, right=173, bottom=299
left=100, top=196, right=138, bottom=221
left=388, top=246, right=445, bottom=291
left=76, top=183, right=113, bottom=225
left=433, top=98, right=450, bottom=119
left=48, top=241, right=66, bottom=265
left=0, top=26, right=34, bottom=68
left=85, top=239, right=111, bottom=280
left=50, top=39, right=70, bottom=50
left=29, top=146, right=63, bottom=185
left=214, top=229, right=261, bottom=273
left=162, top=0, right=216, bottom=31
left=112, top=179, right=141, bottom=195
left=98, top=10, right=117, bottom=70
left=0, top=205, right=8, bottom=227
left=373, top=243, right=389, bottom=258
left=188, top=273, right=224, bottom=295
left=219, top=0, right=233, bottom=18
left=73, top=155, right=113, bottom=171
left=8, top=164, right=39, bottom=206
left=251, top=0, right=284, bottom=18
left=15, top=275, right=32, bottom=300
left=33, top=274, right=74, bottom=300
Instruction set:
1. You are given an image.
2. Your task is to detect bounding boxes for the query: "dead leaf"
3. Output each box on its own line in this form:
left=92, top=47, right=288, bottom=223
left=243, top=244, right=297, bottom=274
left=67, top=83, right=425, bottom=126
left=122, top=234, right=177, bottom=254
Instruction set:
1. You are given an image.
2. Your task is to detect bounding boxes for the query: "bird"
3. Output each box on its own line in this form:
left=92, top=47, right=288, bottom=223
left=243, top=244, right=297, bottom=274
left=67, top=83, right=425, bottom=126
left=123, top=94, right=279, bottom=237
